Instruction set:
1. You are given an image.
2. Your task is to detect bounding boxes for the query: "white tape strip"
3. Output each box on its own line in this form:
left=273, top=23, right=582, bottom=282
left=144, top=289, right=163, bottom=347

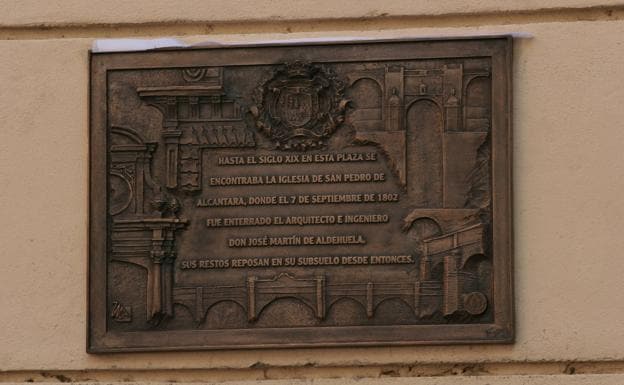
left=92, top=33, right=533, bottom=53
left=91, top=38, right=188, bottom=53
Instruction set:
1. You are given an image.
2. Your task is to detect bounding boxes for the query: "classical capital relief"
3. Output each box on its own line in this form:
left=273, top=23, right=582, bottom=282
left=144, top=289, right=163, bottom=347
left=250, top=62, right=349, bottom=151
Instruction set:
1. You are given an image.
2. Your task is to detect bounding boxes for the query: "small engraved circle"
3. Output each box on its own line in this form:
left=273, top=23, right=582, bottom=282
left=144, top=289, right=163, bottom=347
left=463, top=292, right=488, bottom=315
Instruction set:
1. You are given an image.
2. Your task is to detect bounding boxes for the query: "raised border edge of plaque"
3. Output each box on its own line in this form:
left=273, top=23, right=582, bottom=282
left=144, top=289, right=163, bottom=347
left=87, top=35, right=514, bottom=353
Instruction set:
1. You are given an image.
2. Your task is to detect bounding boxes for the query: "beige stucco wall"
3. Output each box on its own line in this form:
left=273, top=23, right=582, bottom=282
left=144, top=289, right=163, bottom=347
left=1, top=1, right=624, bottom=384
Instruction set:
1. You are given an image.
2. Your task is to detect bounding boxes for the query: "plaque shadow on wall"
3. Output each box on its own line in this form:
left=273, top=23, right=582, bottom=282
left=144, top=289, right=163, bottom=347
left=89, top=37, right=513, bottom=352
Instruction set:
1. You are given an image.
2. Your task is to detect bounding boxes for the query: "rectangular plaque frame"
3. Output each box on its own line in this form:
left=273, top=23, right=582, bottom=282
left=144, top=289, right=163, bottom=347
left=89, top=37, right=513, bottom=352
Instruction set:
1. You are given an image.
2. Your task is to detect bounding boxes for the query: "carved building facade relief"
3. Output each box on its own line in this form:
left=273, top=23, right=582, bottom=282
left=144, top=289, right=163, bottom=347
left=90, top=38, right=513, bottom=351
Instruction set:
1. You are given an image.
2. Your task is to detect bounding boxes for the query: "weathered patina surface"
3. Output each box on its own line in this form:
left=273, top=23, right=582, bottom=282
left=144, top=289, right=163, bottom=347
left=89, top=37, right=513, bottom=352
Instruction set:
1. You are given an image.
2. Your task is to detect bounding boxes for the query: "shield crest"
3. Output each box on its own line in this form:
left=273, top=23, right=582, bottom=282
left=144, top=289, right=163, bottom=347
left=277, top=88, right=312, bottom=127
left=251, top=62, right=347, bottom=150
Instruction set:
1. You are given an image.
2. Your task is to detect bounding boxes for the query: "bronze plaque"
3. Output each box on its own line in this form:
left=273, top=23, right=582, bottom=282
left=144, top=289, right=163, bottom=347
left=89, top=37, right=513, bottom=352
